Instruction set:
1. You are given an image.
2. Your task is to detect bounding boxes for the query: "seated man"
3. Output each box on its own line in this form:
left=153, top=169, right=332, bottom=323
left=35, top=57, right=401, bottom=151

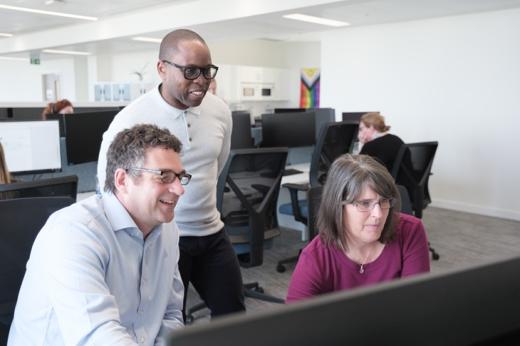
left=8, top=124, right=190, bottom=345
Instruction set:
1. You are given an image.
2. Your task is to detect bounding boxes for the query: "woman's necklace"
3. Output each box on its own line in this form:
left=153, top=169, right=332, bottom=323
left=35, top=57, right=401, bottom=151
left=347, top=245, right=380, bottom=274
left=358, top=251, right=372, bottom=274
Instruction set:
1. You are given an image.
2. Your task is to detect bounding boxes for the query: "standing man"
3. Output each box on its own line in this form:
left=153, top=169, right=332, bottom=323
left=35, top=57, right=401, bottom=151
left=9, top=124, right=187, bottom=345
left=97, top=29, right=245, bottom=319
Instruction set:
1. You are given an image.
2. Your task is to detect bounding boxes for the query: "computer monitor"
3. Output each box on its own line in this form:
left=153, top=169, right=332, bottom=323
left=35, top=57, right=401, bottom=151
left=0, top=120, right=61, bottom=174
left=64, top=110, right=118, bottom=164
left=168, top=256, right=520, bottom=346
left=261, top=111, right=315, bottom=148
left=313, top=108, right=335, bottom=139
left=0, top=175, right=78, bottom=201
left=231, top=111, right=254, bottom=149
left=342, top=111, right=374, bottom=123
left=11, top=107, right=43, bottom=121
left=273, top=108, right=307, bottom=113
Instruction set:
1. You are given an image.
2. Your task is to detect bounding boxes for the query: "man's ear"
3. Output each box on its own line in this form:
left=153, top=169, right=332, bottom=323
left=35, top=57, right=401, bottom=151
left=114, top=168, right=129, bottom=194
left=157, top=60, right=166, bottom=78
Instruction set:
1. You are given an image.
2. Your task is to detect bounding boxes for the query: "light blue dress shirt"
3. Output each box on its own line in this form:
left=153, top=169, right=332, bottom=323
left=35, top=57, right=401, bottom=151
left=8, top=193, right=184, bottom=346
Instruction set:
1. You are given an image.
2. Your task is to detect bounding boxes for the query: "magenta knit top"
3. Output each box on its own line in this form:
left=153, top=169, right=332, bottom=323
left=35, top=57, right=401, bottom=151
left=286, top=213, right=430, bottom=303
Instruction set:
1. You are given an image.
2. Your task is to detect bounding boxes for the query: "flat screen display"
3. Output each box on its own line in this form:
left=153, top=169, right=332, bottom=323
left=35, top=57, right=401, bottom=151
left=261, top=111, right=315, bottom=148
left=64, top=110, right=118, bottom=164
left=0, top=120, right=61, bottom=173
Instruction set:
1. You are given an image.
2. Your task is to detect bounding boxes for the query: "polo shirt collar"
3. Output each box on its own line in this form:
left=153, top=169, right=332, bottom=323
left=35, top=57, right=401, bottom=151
left=155, top=83, right=202, bottom=119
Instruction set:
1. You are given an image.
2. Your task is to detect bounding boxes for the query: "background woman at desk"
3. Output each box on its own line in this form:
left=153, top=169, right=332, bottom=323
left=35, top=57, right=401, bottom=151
left=0, top=142, right=12, bottom=185
left=286, top=154, right=429, bottom=303
left=357, top=112, right=405, bottom=172
left=41, top=99, right=74, bottom=120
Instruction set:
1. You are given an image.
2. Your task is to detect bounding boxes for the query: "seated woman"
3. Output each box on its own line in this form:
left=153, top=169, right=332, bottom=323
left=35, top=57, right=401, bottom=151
left=41, top=99, right=74, bottom=120
left=286, top=154, right=430, bottom=303
left=0, top=142, right=12, bottom=184
left=358, top=112, right=405, bottom=173
left=1, top=142, right=15, bottom=199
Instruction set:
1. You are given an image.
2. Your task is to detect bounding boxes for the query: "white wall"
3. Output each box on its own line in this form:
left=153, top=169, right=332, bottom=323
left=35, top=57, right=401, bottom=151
left=97, top=39, right=321, bottom=112
left=0, top=58, right=76, bottom=102
left=321, top=8, right=520, bottom=220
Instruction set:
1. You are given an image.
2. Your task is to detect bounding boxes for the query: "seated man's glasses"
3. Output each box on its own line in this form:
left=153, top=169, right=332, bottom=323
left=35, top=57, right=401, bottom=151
left=128, top=167, right=192, bottom=185
left=348, top=198, right=395, bottom=212
left=162, top=60, right=219, bottom=80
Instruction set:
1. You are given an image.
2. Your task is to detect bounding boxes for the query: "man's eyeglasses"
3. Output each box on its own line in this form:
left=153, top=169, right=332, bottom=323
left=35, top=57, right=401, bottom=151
left=347, top=198, right=395, bottom=212
left=162, top=60, right=218, bottom=80
left=128, top=167, right=192, bottom=185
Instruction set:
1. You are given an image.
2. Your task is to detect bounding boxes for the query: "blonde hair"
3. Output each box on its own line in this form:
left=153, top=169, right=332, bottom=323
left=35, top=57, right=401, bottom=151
left=360, top=112, right=390, bottom=133
left=0, top=143, right=12, bottom=184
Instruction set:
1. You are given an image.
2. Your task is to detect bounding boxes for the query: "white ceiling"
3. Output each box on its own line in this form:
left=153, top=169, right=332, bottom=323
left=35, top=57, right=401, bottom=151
left=2, top=0, right=520, bottom=57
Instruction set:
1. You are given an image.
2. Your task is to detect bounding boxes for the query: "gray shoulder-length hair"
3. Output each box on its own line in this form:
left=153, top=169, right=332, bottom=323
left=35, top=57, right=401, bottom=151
left=317, top=154, right=401, bottom=251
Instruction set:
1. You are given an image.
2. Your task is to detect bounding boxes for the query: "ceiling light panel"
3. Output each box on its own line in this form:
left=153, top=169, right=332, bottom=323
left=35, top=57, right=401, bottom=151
left=283, top=13, right=349, bottom=27
left=132, top=36, right=162, bottom=43
left=0, top=4, right=98, bottom=21
left=42, top=49, right=91, bottom=56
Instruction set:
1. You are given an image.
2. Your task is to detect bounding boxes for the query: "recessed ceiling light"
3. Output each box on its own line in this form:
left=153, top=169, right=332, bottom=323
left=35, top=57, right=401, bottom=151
left=42, top=49, right=91, bottom=56
left=132, top=36, right=162, bottom=43
left=0, top=4, right=98, bottom=21
left=0, top=33, right=13, bottom=38
left=283, top=13, right=349, bottom=27
left=0, top=56, right=27, bottom=61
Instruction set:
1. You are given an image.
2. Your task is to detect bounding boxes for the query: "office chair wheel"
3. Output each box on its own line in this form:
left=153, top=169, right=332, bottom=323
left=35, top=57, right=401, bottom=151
left=432, top=252, right=440, bottom=261
left=276, top=264, right=286, bottom=273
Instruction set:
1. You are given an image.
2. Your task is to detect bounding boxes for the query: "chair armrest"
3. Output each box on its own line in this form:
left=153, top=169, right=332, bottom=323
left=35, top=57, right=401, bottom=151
left=282, top=182, right=309, bottom=192
left=282, top=183, right=310, bottom=225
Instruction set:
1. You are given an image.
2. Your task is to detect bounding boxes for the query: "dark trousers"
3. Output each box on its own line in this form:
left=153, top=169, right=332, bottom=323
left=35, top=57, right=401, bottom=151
left=179, top=229, right=245, bottom=320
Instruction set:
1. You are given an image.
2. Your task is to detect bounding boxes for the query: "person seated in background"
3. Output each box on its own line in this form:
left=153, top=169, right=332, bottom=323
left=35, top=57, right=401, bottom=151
left=8, top=124, right=188, bottom=345
left=0, top=142, right=12, bottom=185
left=41, top=99, right=74, bottom=120
left=0, top=143, right=16, bottom=199
left=357, top=112, right=405, bottom=173
left=286, top=154, right=430, bottom=303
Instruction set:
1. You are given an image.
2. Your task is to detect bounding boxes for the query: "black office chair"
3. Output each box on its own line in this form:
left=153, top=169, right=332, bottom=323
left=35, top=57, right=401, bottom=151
left=277, top=121, right=358, bottom=272
left=391, top=142, right=438, bottom=218
left=392, top=142, right=439, bottom=260
left=186, top=148, right=288, bottom=322
left=231, top=111, right=254, bottom=149
left=0, top=196, right=75, bottom=344
left=0, top=175, right=78, bottom=201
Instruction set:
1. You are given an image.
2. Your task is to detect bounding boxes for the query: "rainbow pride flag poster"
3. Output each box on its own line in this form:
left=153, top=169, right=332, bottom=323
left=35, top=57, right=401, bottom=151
left=300, top=68, right=320, bottom=108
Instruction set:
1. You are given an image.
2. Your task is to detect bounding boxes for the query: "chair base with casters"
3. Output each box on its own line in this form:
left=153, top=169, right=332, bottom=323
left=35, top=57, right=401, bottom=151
left=185, top=228, right=285, bottom=324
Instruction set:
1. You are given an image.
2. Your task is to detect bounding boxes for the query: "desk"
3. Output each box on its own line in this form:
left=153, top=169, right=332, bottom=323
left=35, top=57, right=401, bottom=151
left=277, top=163, right=310, bottom=241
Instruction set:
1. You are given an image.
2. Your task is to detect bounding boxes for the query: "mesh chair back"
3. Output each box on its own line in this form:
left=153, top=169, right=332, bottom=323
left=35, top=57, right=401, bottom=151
left=218, top=148, right=288, bottom=267
left=309, top=121, right=358, bottom=187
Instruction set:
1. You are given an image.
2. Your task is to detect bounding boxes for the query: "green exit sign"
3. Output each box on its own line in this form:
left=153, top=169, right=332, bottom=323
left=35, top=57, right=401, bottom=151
left=30, top=52, right=40, bottom=65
